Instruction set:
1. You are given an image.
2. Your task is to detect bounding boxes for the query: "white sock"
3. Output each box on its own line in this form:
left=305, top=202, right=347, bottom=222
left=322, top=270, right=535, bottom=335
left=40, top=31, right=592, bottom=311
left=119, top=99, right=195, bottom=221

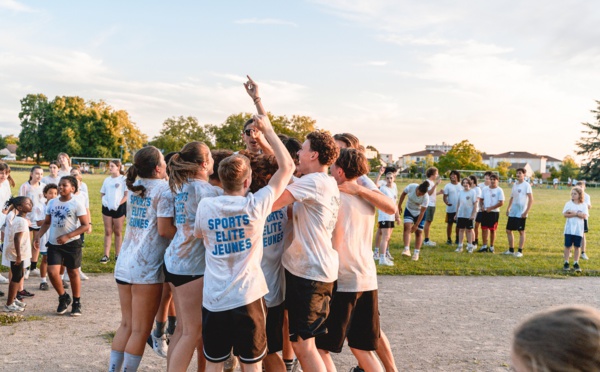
left=108, top=350, right=124, bottom=372
left=123, top=352, right=142, bottom=372
left=404, top=246, right=410, bottom=250
left=414, top=249, right=420, bottom=254
left=41, top=277, right=47, bottom=283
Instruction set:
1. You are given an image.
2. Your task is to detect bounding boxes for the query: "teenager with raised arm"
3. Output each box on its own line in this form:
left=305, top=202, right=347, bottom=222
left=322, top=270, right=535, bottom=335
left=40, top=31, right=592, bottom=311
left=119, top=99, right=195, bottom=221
left=242, top=75, right=274, bottom=155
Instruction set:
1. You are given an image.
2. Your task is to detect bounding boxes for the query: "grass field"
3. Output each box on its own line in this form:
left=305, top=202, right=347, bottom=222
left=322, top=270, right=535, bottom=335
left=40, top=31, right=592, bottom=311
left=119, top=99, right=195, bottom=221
left=7, top=171, right=600, bottom=276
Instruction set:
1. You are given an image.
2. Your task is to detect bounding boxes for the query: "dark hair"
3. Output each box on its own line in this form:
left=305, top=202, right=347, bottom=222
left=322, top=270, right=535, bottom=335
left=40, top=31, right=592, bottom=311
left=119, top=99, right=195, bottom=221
left=164, top=152, right=177, bottom=175
left=126, top=146, right=163, bottom=198
left=168, top=142, right=211, bottom=192
left=384, top=166, right=397, bottom=174
left=307, top=130, right=339, bottom=166
left=243, top=118, right=254, bottom=131
left=484, top=171, right=493, bottom=177
left=0, top=162, right=16, bottom=187
left=450, top=170, right=461, bottom=181
left=209, top=149, right=234, bottom=182
left=462, top=178, right=472, bottom=186
left=333, top=133, right=360, bottom=149
left=282, top=137, right=302, bottom=164
left=516, top=168, right=526, bottom=175
left=43, top=183, right=58, bottom=195
left=28, top=165, right=43, bottom=182
left=426, top=167, right=438, bottom=178
left=335, top=148, right=368, bottom=180
left=5, top=196, right=30, bottom=211
left=49, top=160, right=59, bottom=168
left=109, top=159, right=125, bottom=175
left=469, top=175, right=478, bottom=186
left=489, top=173, right=499, bottom=180
left=219, top=154, right=251, bottom=192
left=417, top=181, right=429, bottom=194
left=60, top=176, right=79, bottom=193
left=239, top=150, right=279, bottom=193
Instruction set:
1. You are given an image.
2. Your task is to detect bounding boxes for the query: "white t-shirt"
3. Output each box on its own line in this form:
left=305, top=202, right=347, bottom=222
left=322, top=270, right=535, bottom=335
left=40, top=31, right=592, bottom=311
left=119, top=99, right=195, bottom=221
left=1, top=211, right=16, bottom=267
left=403, top=184, right=429, bottom=216
left=115, top=179, right=174, bottom=284
left=100, top=175, right=127, bottom=211
left=45, top=196, right=87, bottom=245
left=358, top=175, right=378, bottom=191
left=0, top=180, right=12, bottom=228
left=281, top=172, right=340, bottom=283
left=443, top=183, right=461, bottom=213
left=57, top=168, right=72, bottom=178
left=426, top=179, right=437, bottom=207
left=378, top=184, right=397, bottom=222
left=165, top=179, right=222, bottom=276
left=41, top=175, right=61, bottom=186
left=34, top=203, right=50, bottom=253
left=79, top=182, right=88, bottom=196
left=196, top=186, right=275, bottom=312
left=4, top=215, right=31, bottom=262
left=332, top=192, right=378, bottom=292
left=508, top=181, right=533, bottom=218
left=481, top=186, right=505, bottom=212
left=457, top=189, right=478, bottom=219
left=20, top=181, right=46, bottom=226
left=261, top=207, right=288, bottom=308
left=563, top=201, right=588, bottom=237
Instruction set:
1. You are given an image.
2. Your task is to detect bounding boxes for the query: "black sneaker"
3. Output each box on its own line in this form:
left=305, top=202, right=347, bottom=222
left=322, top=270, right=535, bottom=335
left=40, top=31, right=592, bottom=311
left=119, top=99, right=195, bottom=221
left=474, top=239, right=479, bottom=245
left=57, top=293, right=72, bottom=315
left=16, top=293, right=23, bottom=301
left=477, top=247, right=489, bottom=253
left=115, top=256, right=118, bottom=261
left=454, top=239, right=459, bottom=244
left=18, top=289, right=35, bottom=297
left=574, top=263, right=582, bottom=273
left=563, top=262, right=570, bottom=271
left=0, top=290, right=4, bottom=297
left=71, top=302, right=82, bottom=317
left=39, top=282, right=49, bottom=291
left=100, top=255, right=109, bottom=264
left=446, top=239, right=452, bottom=245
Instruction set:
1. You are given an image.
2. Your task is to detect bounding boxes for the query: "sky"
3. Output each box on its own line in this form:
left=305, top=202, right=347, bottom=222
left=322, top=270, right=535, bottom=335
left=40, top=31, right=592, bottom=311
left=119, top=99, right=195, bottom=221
left=1, top=0, right=599, bottom=162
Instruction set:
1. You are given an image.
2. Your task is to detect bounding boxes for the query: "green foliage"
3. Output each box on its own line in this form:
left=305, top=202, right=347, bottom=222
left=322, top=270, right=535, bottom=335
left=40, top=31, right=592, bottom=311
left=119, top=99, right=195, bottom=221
left=149, top=116, right=214, bottom=153
left=577, top=100, right=600, bottom=180
left=17, top=94, right=49, bottom=162
left=549, top=166, right=561, bottom=180
left=4, top=135, right=18, bottom=145
left=365, top=145, right=381, bottom=171
left=437, top=140, right=488, bottom=173
left=560, top=155, right=579, bottom=181
left=496, top=160, right=511, bottom=178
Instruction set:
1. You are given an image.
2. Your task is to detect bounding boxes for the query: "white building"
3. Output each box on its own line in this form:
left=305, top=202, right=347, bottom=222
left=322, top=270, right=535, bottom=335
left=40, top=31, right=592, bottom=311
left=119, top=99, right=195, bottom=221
left=482, top=151, right=560, bottom=174
left=380, top=153, right=394, bottom=164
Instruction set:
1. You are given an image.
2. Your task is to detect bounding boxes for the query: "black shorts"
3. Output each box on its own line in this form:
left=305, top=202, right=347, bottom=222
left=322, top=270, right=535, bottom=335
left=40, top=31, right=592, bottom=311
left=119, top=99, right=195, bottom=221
left=202, top=298, right=267, bottom=364
left=378, top=221, right=395, bottom=229
left=481, top=212, right=500, bottom=231
left=266, top=302, right=285, bottom=354
left=47, top=240, right=83, bottom=269
left=506, top=217, right=527, bottom=231
left=456, top=218, right=474, bottom=230
left=102, top=203, right=127, bottom=219
left=10, top=261, right=24, bottom=283
left=29, top=227, right=40, bottom=232
left=285, top=270, right=334, bottom=342
left=163, top=266, right=203, bottom=287
left=585, top=219, right=589, bottom=233
left=475, top=211, right=483, bottom=223
left=115, top=278, right=131, bottom=285
left=446, top=212, right=456, bottom=224
left=316, top=290, right=380, bottom=353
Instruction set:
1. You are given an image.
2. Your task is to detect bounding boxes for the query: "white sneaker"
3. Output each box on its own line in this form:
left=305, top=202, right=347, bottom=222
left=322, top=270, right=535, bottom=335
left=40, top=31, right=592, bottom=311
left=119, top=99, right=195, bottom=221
left=514, top=252, right=523, bottom=258
left=423, top=240, right=437, bottom=247
left=581, top=252, right=590, bottom=260
left=373, top=250, right=379, bottom=260
left=385, top=251, right=394, bottom=261
left=0, top=274, right=8, bottom=284
left=401, top=248, right=411, bottom=257
left=29, top=268, right=41, bottom=277
left=14, top=298, right=27, bottom=308
left=63, top=273, right=70, bottom=282
left=502, top=250, right=514, bottom=255
left=378, top=257, right=394, bottom=266
left=467, top=245, right=474, bottom=253
left=150, top=333, right=168, bottom=358
left=3, top=303, right=24, bottom=312
left=79, top=269, right=89, bottom=281
left=24, top=269, right=30, bottom=280
left=411, top=251, right=420, bottom=261
left=454, top=247, right=463, bottom=253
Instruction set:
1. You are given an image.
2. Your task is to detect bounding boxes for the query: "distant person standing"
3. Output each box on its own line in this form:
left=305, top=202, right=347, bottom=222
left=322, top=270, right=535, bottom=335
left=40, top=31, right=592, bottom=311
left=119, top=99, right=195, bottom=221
left=423, top=167, right=440, bottom=247
left=553, top=177, right=559, bottom=190
left=474, top=172, right=491, bottom=247
left=443, top=170, right=461, bottom=245
left=577, top=181, right=592, bottom=260
left=562, top=187, right=588, bottom=272
left=478, top=174, right=505, bottom=253
left=504, top=168, right=534, bottom=257
left=398, top=181, right=430, bottom=261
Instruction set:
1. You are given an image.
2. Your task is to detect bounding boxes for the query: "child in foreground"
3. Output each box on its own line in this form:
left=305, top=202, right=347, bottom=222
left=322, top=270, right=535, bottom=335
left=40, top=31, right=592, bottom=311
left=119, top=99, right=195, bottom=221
left=562, top=186, right=588, bottom=272
left=34, top=184, right=59, bottom=290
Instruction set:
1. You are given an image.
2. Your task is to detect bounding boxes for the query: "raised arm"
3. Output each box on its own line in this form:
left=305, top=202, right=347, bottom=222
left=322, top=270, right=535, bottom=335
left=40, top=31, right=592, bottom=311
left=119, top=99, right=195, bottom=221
left=338, top=182, right=397, bottom=215
left=244, top=76, right=274, bottom=155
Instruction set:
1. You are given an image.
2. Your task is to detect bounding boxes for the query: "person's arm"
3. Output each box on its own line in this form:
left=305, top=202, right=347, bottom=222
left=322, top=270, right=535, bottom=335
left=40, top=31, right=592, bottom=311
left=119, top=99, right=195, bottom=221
left=338, top=182, right=397, bottom=215
left=244, top=76, right=274, bottom=155
left=253, top=114, right=295, bottom=199
left=56, top=214, right=89, bottom=245
left=428, top=177, right=440, bottom=196
left=397, top=191, right=407, bottom=211
left=34, top=215, right=52, bottom=249
left=375, top=166, right=385, bottom=185
left=158, top=217, right=176, bottom=239
left=522, top=193, right=534, bottom=218
left=506, top=197, right=514, bottom=217
left=119, top=190, right=128, bottom=206
left=487, top=200, right=504, bottom=212
left=443, top=187, right=451, bottom=206
left=455, top=199, right=461, bottom=220
left=272, top=190, right=296, bottom=213
left=411, top=206, right=427, bottom=233
left=14, top=231, right=23, bottom=265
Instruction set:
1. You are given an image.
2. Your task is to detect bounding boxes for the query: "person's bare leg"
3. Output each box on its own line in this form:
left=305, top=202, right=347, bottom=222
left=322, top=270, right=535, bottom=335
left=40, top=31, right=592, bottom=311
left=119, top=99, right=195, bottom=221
left=518, top=231, right=526, bottom=250
left=240, top=362, right=263, bottom=372
left=47, top=265, right=64, bottom=295
left=490, top=230, right=497, bottom=248
left=292, top=336, right=326, bottom=372
left=112, top=284, right=133, bottom=352
left=380, top=229, right=392, bottom=257
left=482, top=229, right=489, bottom=246
left=125, top=285, right=162, bottom=357
left=263, top=353, right=287, bottom=372
left=403, top=223, right=412, bottom=248
left=424, top=220, right=432, bottom=241
left=102, top=214, right=113, bottom=258
left=351, top=349, right=383, bottom=372
left=506, top=230, right=514, bottom=249
left=66, top=268, right=81, bottom=298
left=317, top=349, right=336, bottom=372
left=446, top=222, right=452, bottom=241
left=167, top=283, right=183, bottom=370
left=375, top=331, right=397, bottom=372
left=112, top=215, right=125, bottom=257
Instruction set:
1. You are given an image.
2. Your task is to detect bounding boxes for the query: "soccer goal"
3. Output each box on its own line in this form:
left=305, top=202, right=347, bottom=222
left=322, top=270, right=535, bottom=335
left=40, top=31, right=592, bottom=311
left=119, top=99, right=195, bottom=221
left=71, top=157, right=121, bottom=174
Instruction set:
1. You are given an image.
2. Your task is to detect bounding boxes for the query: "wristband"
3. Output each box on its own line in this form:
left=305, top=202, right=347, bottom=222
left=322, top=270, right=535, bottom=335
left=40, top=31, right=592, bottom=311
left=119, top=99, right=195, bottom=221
left=253, top=97, right=261, bottom=104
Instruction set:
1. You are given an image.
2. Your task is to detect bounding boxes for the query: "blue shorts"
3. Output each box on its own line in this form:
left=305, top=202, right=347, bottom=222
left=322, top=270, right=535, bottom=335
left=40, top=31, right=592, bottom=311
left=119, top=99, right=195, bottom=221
left=564, top=234, right=582, bottom=248
left=403, top=209, right=425, bottom=230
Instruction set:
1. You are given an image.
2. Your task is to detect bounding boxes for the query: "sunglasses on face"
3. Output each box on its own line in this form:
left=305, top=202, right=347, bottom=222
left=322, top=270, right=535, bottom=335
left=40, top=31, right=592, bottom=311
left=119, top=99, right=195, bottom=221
left=244, top=129, right=257, bottom=136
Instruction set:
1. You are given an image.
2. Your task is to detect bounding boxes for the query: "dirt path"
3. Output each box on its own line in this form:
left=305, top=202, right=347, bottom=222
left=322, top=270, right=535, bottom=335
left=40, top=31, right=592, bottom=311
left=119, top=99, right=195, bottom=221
left=1, top=274, right=598, bottom=371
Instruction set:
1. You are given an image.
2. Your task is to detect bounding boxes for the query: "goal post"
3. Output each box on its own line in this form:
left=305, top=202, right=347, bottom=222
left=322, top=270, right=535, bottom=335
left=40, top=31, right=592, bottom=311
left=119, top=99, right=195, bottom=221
left=71, top=157, right=121, bottom=174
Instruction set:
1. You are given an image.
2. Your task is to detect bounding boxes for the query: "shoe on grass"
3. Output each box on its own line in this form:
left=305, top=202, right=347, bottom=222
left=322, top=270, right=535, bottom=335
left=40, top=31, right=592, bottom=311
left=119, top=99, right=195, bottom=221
left=581, top=252, right=589, bottom=260
left=563, top=262, right=570, bottom=271
left=573, top=262, right=582, bottom=273
left=514, top=252, right=523, bottom=258
left=100, top=255, right=109, bottom=264
left=502, top=250, right=513, bottom=255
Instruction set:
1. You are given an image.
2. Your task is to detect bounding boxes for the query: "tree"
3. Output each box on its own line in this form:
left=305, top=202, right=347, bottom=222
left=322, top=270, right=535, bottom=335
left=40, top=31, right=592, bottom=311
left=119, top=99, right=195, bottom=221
left=18, top=94, right=49, bottom=162
left=366, top=145, right=382, bottom=171
left=0, top=136, right=6, bottom=150
left=436, top=140, right=487, bottom=173
left=496, top=161, right=511, bottom=178
left=560, top=156, right=579, bottom=181
left=549, top=166, right=561, bottom=180
left=208, top=113, right=250, bottom=151
left=4, top=135, right=19, bottom=145
left=577, top=100, right=600, bottom=180
left=150, top=116, right=213, bottom=153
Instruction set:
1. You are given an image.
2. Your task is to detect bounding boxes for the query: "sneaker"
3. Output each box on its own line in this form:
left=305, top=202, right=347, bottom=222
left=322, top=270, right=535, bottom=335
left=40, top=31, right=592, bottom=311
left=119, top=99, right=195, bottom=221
left=477, top=246, right=489, bottom=253
left=100, top=255, right=109, bottom=264
left=0, top=274, right=8, bottom=284
left=454, top=247, right=463, bottom=253
left=30, top=268, right=41, bottom=277
left=502, top=250, right=514, bottom=255
left=0, top=290, right=4, bottom=297
left=514, top=252, right=523, bottom=258
left=385, top=250, right=394, bottom=261
left=290, top=359, right=302, bottom=372
left=411, top=251, right=420, bottom=261
left=62, top=280, right=70, bottom=289
left=16, top=293, right=23, bottom=300
left=423, top=240, right=437, bottom=247
left=446, top=239, right=452, bottom=245
left=3, top=303, right=24, bottom=312
left=71, top=302, right=82, bottom=317
left=401, top=247, right=411, bottom=257
left=224, top=355, right=238, bottom=372
left=467, top=245, right=474, bottom=253
left=63, top=274, right=70, bottom=282
left=79, top=270, right=89, bottom=281
left=57, top=293, right=72, bottom=315
left=581, top=252, right=590, bottom=260
left=373, top=250, right=379, bottom=260
left=349, top=367, right=365, bottom=372
left=379, top=257, right=394, bottom=266
left=18, top=289, right=34, bottom=297
left=39, top=282, right=49, bottom=290
left=574, top=263, right=582, bottom=273
left=14, top=298, right=27, bottom=308
left=489, top=246, right=495, bottom=253
left=24, top=269, right=30, bottom=280
left=454, top=239, right=459, bottom=245
left=473, top=239, right=479, bottom=245
left=563, top=262, right=570, bottom=271
left=149, top=333, right=168, bottom=358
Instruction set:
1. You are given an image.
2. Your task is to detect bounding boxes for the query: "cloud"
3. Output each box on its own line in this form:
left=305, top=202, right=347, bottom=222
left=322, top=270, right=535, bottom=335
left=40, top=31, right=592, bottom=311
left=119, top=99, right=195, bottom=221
left=0, top=0, right=35, bottom=12
left=234, top=18, right=298, bottom=27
